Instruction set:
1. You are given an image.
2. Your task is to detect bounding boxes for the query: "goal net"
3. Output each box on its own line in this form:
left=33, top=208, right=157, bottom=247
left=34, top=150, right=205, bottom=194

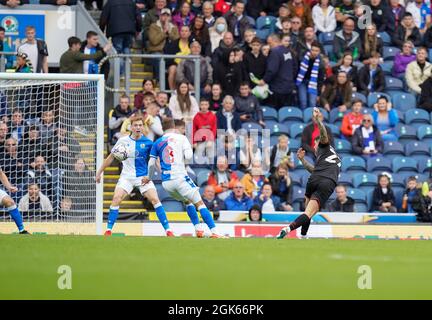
left=0, top=73, right=104, bottom=234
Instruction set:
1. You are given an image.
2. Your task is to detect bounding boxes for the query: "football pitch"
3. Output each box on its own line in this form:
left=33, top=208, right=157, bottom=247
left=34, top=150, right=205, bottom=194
left=1, top=234, right=431, bottom=300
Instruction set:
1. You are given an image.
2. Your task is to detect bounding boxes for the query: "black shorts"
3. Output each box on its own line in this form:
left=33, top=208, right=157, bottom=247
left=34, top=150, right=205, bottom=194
left=305, top=175, right=337, bottom=210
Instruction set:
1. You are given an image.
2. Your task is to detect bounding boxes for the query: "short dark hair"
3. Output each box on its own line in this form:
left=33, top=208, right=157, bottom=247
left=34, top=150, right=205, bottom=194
left=142, top=79, right=154, bottom=87
left=143, top=91, right=156, bottom=99
left=174, top=119, right=185, bottom=128
left=162, top=118, right=176, bottom=131
left=311, top=41, right=322, bottom=50
left=407, top=176, right=417, bottom=183
left=239, top=81, right=250, bottom=88
left=336, top=184, right=347, bottom=191
left=352, top=98, right=363, bottom=106
left=0, top=26, right=5, bottom=33
left=68, top=36, right=81, bottom=48
left=200, top=97, right=210, bottom=104
left=377, top=96, right=388, bottom=103
left=86, top=31, right=98, bottom=39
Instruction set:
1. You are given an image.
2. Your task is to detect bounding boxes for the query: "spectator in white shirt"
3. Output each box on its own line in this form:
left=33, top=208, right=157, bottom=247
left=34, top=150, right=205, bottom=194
left=18, top=26, right=48, bottom=73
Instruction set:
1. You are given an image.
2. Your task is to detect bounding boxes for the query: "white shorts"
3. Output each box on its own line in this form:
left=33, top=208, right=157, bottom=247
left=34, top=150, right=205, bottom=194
left=116, top=176, right=156, bottom=195
left=162, top=176, right=201, bottom=204
left=0, top=189, right=8, bottom=203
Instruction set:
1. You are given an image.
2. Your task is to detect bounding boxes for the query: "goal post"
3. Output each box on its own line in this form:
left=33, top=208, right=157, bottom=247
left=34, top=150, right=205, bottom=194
left=0, top=73, right=104, bottom=235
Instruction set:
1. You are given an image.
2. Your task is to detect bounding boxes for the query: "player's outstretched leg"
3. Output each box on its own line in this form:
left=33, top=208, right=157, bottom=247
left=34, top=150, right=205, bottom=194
left=3, top=196, right=29, bottom=234
left=277, top=198, right=318, bottom=239
left=185, top=203, right=204, bottom=238
left=144, top=188, right=174, bottom=237
left=195, top=201, right=228, bottom=238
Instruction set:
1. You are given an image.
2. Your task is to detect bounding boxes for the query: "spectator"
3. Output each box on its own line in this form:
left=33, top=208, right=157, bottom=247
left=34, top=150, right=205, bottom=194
left=248, top=204, right=263, bottom=221
left=156, top=92, right=173, bottom=120
left=258, top=34, right=298, bottom=109
left=333, top=17, right=362, bottom=61
left=419, top=74, right=432, bottom=112
left=361, top=23, right=384, bottom=64
left=295, top=26, right=322, bottom=59
left=134, top=80, right=157, bottom=110
left=0, top=122, right=10, bottom=155
left=224, top=181, right=253, bottom=211
left=270, top=135, right=294, bottom=172
left=288, top=0, right=313, bottom=28
left=234, top=82, right=264, bottom=127
left=261, top=44, right=271, bottom=57
left=172, top=1, right=196, bottom=31
left=201, top=185, right=225, bottom=219
left=392, top=40, right=416, bottom=80
left=239, top=136, right=264, bottom=172
left=392, top=12, right=422, bottom=49
left=357, top=52, right=385, bottom=96
left=245, top=0, right=266, bottom=20
left=406, top=47, right=432, bottom=95
left=190, top=0, right=203, bottom=15
left=81, top=30, right=109, bottom=78
left=18, top=26, right=48, bottom=73
left=224, top=0, right=250, bottom=42
left=320, top=71, right=352, bottom=112
left=207, top=155, right=239, bottom=200
left=289, top=16, right=303, bottom=47
left=15, top=52, right=33, bottom=73
left=18, top=183, right=53, bottom=214
left=142, top=0, right=167, bottom=47
left=192, top=98, right=217, bottom=161
left=253, top=183, right=286, bottom=212
left=268, top=164, right=293, bottom=210
left=0, top=0, right=29, bottom=8
left=27, top=155, right=53, bottom=200
left=244, top=37, right=267, bottom=82
left=301, top=112, right=334, bottom=156
left=20, top=125, right=43, bottom=166
left=213, top=48, right=245, bottom=96
left=191, top=14, right=211, bottom=56
left=402, top=176, right=423, bottom=214
left=372, top=173, right=397, bottom=213
left=389, top=0, right=406, bottom=29
left=327, top=184, right=355, bottom=212
left=39, top=110, right=57, bottom=145
left=372, top=96, right=399, bottom=141
left=341, top=99, right=363, bottom=140
left=46, top=127, right=81, bottom=168
left=60, top=196, right=73, bottom=213
left=406, top=0, right=431, bottom=34
left=424, top=23, right=432, bottom=48
left=335, top=0, right=355, bottom=28
left=369, top=0, right=394, bottom=34
left=164, top=25, right=191, bottom=90
left=296, top=41, right=326, bottom=110
left=209, top=83, right=224, bottom=112
left=209, top=17, right=228, bottom=53
left=99, top=0, right=141, bottom=76
left=1, top=137, right=26, bottom=193
left=240, top=161, right=268, bottom=198
left=352, top=113, right=384, bottom=158
left=176, top=41, right=213, bottom=95
left=212, top=31, right=236, bottom=68
left=59, top=36, right=110, bottom=74
left=312, top=0, right=337, bottom=34
left=9, top=109, right=26, bottom=144
left=216, top=95, right=241, bottom=134
left=240, top=29, right=256, bottom=53
left=277, top=17, right=293, bottom=39
left=0, top=27, right=14, bottom=69
left=202, top=1, right=216, bottom=27
left=331, top=52, right=358, bottom=88
left=168, top=81, right=199, bottom=137
left=275, top=4, right=292, bottom=34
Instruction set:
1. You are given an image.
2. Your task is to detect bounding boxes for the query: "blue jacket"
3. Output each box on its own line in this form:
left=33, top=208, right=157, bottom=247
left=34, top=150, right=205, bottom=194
left=263, top=45, right=298, bottom=95
left=372, top=109, right=399, bottom=132
left=224, top=193, right=254, bottom=211
left=216, top=109, right=242, bottom=132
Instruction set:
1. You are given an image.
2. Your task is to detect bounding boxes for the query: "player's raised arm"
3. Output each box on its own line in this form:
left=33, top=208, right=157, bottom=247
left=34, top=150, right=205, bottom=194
left=313, top=107, right=329, bottom=145
left=297, top=148, right=314, bottom=173
left=95, top=153, right=115, bottom=183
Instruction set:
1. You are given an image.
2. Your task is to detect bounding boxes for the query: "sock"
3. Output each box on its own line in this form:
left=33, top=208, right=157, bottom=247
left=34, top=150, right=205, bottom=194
left=186, top=204, right=200, bottom=226
left=198, top=205, right=216, bottom=230
left=301, top=218, right=311, bottom=236
left=154, top=202, right=170, bottom=231
left=8, top=205, right=24, bottom=232
left=288, top=214, right=310, bottom=232
left=107, top=206, right=119, bottom=230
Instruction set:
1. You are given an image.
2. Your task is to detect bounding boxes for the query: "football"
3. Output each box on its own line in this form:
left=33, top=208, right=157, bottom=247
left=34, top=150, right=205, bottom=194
left=111, top=144, right=129, bottom=161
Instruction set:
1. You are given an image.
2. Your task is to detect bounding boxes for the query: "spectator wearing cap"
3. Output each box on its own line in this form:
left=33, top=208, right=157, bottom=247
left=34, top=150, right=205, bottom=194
left=392, top=12, right=422, bottom=49
left=60, top=36, right=111, bottom=74
left=172, top=1, right=196, bottom=32
left=244, top=37, right=267, bottom=82
left=333, top=17, right=362, bottom=61
left=17, top=26, right=48, bottom=73
left=288, top=0, right=314, bottom=28
left=224, top=0, right=250, bottom=42
left=142, top=0, right=168, bottom=47
left=15, top=52, right=33, bottom=73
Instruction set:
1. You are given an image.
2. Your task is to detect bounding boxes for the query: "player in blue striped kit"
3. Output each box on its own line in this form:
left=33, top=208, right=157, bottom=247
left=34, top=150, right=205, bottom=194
left=96, top=114, right=173, bottom=236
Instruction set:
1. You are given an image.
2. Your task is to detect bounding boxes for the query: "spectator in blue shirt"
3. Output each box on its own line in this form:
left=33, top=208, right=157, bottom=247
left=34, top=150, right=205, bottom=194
left=372, top=96, right=399, bottom=141
left=224, top=181, right=253, bottom=211
left=0, top=27, right=14, bottom=70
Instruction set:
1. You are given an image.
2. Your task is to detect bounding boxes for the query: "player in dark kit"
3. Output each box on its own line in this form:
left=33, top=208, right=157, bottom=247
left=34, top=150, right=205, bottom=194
left=277, top=107, right=341, bottom=239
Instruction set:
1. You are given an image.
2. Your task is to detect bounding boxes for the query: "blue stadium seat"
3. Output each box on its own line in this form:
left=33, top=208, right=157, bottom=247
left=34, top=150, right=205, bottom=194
left=417, top=125, right=432, bottom=144
left=326, top=123, right=340, bottom=138
left=303, top=107, right=329, bottom=123
left=396, top=124, right=418, bottom=145
left=256, top=29, right=271, bottom=41
left=393, top=187, right=405, bottom=210
left=383, top=140, right=405, bottom=158
left=367, top=156, right=393, bottom=173
left=156, top=184, right=171, bottom=201
left=405, top=109, right=430, bottom=128
left=269, top=123, right=289, bottom=136
left=366, top=189, right=374, bottom=212
left=352, top=92, right=367, bottom=105
left=290, top=123, right=306, bottom=139
left=380, top=61, right=393, bottom=75
left=196, top=168, right=211, bottom=186
left=341, top=156, right=366, bottom=172
left=418, top=159, right=432, bottom=174
left=318, top=31, right=335, bottom=45
left=362, top=107, right=374, bottom=115
left=163, top=200, right=185, bottom=212
left=405, top=141, right=431, bottom=158
left=378, top=32, right=391, bottom=46
left=394, top=108, right=405, bottom=124
left=256, top=15, right=276, bottom=31
left=278, top=106, right=303, bottom=123
left=392, top=156, right=418, bottom=173
left=385, top=76, right=404, bottom=91
left=265, top=119, right=278, bottom=129
left=242, top=122, right=262, bottom=131
left=288, top=138, right=301, bottom=152
left=301, top=172, right=311, bottom=187
left=338, top=172, right=354, bottom=187
left=334, top=138, right=352, bottom=155
left=289, top=171, right=302, bottom=187
left=246, top=16, right=256, bottom=28
left=292, top=186, right=306, bottom=210
left=329, top=108, right=345, bottom=124
left=353, top=173, right=378, bottom=188
left=367, top=92, right=391, bottom=108
left=270, top=135, right=280, bottom=146
left=262, top=106, right=278, bottom=121
left=391, top=92, right=416, bottom=112
left=383, top=46, right=401, bottom=61
left=389, top=173, right=406, bottom=188
left=347, top=188, right=367, bottom=205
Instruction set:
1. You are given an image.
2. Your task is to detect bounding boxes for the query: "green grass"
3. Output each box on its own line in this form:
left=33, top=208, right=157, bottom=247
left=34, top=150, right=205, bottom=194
left=1, top=234, right=432, bottom=299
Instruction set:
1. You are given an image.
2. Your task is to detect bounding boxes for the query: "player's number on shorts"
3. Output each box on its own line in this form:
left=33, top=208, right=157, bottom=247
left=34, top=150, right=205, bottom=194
left=185, top=176, right=196, bottom=189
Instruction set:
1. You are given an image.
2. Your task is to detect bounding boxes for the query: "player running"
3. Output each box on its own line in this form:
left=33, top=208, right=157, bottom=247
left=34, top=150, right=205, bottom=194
left=96, top=114, right=173, bottom=236
left=277, top=108, right=341, bottom=239
left=142, top=119, right=227, bottom=238
left=0, top=166, right=29, bottom=234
